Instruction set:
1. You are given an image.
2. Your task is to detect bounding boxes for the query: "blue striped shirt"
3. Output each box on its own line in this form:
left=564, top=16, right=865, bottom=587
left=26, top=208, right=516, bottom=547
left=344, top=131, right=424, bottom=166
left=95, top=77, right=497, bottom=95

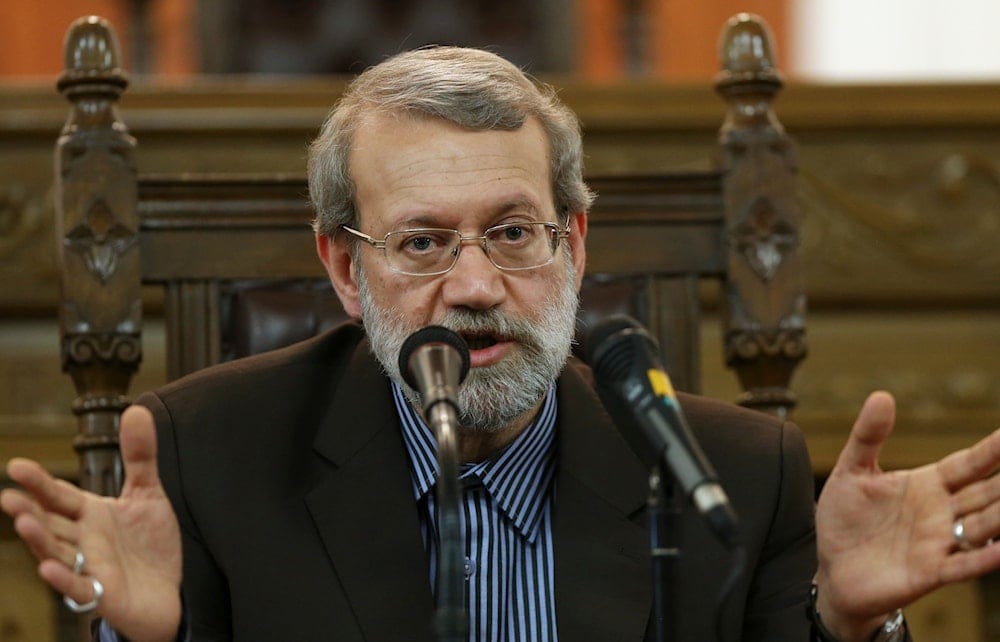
left=393, top=382, right=559, bottom=642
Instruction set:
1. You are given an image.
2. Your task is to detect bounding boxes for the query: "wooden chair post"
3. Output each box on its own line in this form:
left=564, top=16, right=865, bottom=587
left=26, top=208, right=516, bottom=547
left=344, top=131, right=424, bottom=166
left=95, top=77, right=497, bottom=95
left=715, top=14, right=807, bottom=418
left=55, top=16, right=140, bottom=496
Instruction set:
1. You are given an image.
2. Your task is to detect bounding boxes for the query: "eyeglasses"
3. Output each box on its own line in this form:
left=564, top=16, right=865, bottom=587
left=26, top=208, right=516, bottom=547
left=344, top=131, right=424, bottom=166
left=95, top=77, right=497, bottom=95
left=339, top=221, right=570, bottom=276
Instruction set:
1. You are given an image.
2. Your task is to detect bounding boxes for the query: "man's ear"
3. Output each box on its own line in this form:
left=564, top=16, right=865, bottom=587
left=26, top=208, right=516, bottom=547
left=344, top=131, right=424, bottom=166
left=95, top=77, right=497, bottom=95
left=316, top=231, right=362, bottom=319
left=566, top=212, right=587, bottom=289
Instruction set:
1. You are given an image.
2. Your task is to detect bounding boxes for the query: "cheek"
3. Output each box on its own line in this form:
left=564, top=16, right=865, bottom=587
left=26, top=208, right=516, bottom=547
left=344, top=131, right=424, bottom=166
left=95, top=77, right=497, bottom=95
left=507, top=270, right=568, bottom=312
left=364, top=271, right=441, bottom=322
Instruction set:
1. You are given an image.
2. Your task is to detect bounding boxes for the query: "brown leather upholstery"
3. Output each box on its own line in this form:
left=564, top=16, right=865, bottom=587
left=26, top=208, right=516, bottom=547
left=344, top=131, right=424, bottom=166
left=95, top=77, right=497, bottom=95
left=224, top=280, right=352, bottom=361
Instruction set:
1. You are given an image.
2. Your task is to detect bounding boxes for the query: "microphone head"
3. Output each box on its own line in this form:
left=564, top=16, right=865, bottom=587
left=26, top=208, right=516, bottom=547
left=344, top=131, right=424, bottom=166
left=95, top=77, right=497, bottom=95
left=398, top=325, right=471, bottom=391
left=584, top=315, right=657, bottom=385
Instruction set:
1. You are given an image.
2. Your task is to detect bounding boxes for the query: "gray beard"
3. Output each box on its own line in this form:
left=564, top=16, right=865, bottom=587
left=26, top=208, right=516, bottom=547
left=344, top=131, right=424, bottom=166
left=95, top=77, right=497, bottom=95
left=358, top=254, right=579, bottom=432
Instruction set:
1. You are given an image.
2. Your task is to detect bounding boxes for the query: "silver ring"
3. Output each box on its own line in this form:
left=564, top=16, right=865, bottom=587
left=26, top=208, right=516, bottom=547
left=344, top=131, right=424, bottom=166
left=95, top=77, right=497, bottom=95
left=63, top=577, right=103, bottom=614
left=953, top=519, right=971, bottom=550
left=71, top=550, right=85, bottom=574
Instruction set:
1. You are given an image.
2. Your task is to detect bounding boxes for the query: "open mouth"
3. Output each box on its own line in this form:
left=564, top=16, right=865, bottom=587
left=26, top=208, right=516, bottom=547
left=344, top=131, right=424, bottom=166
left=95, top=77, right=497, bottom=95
left=460, top=331, right=500, bottom=351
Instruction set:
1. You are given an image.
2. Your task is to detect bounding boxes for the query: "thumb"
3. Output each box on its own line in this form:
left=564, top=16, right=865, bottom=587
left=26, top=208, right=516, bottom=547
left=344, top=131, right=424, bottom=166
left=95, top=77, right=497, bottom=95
left=835, top=391, right=897, bottom=474
left=120, top=405, right=161, bottom=492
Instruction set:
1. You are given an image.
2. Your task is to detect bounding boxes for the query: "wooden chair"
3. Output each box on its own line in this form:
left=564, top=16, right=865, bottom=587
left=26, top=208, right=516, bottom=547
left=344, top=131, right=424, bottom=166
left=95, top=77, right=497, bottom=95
left=55, top=14, right=805, bottom=497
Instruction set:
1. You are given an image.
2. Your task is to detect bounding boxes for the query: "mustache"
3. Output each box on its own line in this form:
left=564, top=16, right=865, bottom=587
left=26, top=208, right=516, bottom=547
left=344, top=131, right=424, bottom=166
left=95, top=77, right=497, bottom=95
left=438, top=308, right=540, bottom=350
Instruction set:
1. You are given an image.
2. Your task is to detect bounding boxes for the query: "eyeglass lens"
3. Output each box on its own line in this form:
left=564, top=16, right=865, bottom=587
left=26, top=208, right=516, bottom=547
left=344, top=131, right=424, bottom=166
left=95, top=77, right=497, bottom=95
left=384, top=223, right=558, bottom=275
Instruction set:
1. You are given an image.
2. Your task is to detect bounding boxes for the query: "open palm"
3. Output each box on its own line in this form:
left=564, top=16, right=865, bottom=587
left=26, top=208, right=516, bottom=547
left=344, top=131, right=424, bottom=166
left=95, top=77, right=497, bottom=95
left=2, top=406, right=182, bottom=642
left=815, top=392, right=1000, bottom=639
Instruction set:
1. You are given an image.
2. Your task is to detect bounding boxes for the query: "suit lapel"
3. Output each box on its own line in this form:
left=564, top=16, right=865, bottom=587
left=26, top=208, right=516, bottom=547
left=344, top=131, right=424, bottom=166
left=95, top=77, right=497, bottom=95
left=305, top=341, right=436, bottom=642
left=553, top=364, right=652, bottom=640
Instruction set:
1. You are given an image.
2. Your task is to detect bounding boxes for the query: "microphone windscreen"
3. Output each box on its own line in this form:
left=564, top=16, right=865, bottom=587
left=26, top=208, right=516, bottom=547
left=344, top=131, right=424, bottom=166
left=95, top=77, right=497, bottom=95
left=584, top=315, right=653, bottom=383
left=398, top=326, right=471, bottom=390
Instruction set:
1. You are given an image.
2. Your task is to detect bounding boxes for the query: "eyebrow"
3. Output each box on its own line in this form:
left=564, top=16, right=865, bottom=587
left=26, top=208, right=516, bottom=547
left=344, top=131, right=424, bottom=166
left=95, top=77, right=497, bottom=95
left=391, top=198, right=544, bottom=231
left=492, top=198, right=541, bottom=219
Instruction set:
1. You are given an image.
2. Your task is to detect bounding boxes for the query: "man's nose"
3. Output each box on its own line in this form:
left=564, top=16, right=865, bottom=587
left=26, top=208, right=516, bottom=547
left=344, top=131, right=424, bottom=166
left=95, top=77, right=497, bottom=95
left=440, top=240, right=506, bottom=310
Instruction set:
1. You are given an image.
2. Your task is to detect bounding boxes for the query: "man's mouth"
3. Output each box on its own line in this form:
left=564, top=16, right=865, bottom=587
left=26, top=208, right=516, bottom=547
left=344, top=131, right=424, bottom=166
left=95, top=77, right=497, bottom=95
left=460, top=331, right=500, bottom=351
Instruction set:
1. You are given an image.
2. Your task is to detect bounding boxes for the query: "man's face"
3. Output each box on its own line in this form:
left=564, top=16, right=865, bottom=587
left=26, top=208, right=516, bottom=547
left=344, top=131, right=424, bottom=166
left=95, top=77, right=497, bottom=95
left=333, top=114, right=587, bottom=431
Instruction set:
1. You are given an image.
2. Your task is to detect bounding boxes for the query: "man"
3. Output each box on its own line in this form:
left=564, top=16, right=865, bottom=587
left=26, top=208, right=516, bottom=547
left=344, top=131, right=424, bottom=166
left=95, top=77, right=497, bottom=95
left=4, top=47, right=1000, bottom=642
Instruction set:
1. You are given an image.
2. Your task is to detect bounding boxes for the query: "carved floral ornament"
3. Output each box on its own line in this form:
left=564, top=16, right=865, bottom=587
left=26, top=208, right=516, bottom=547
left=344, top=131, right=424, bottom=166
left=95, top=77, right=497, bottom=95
left=63, top=332, right=141, bottom=368
left=729, top=196, right=798, bottom=281
left=726, top=326, right=807, bottom=362
left=63, top=198, right=136, bottom=283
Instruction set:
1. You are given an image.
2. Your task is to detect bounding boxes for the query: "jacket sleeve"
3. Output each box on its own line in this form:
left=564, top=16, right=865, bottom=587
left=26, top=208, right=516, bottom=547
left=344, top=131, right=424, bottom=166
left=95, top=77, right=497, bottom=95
left=140, top=391, right=233, bottom=641
left=740, top=421, right=818, bottom=640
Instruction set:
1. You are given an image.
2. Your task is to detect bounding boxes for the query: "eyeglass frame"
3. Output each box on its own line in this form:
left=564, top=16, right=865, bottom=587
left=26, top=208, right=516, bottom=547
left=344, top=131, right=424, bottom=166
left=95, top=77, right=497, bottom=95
left=338, top=220, right=571, bottom=277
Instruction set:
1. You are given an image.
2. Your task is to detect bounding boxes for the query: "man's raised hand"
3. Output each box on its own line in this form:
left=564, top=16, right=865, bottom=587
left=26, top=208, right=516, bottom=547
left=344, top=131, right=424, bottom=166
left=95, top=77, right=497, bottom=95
left=1, top=405, right=182, bottom=642
left=814, top=391, right=1000, bottom=641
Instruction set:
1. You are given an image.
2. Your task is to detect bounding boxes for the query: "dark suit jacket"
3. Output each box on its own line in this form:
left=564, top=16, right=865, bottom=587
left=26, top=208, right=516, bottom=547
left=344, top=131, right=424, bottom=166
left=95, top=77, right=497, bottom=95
left=141, top=322, right=816, bottom=641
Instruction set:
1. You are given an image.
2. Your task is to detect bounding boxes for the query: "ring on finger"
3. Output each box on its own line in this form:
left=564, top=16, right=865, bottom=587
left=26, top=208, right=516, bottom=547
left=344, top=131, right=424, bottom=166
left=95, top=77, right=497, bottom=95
left=63, top=576, right=103, bottom=614
left=71, top=550, right=85, bottom=574
left=953, top=518, right=973, bottom=550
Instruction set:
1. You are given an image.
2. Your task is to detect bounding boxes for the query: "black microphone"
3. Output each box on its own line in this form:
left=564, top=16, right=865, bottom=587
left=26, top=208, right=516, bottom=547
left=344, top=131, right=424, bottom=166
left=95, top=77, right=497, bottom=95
left=398, top=326, right=471, bottom=414
left=586, top=316, right=740, bottom=548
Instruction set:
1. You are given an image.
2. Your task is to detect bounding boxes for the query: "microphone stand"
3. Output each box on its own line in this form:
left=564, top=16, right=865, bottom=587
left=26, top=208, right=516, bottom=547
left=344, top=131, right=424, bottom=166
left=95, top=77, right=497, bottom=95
left=398, top=327, right=471, bottom=642
left=648, top=467, right=681, bottom=642
left=428, top=400, right=468, bottom=642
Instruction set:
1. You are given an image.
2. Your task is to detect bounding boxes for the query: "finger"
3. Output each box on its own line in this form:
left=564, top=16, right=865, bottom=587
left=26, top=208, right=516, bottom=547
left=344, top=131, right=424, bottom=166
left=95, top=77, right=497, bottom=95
left=939, top=540, right=1000, bottom=584
left=938, top=428, right=1000, bottom=493
left=3, top=489, right=82, bottom=550
left=120, top=405, right=161, bottom=492
left=13, top=512, right=78, bottom=568
left=0, top=487, right=37, bottom=519
left=958, top=502, right=1000, bottom=548
left=952, top=472, right=1000, bottom=517
left=38, top=559, right=105, bottom=612
left=47, top=511, right=81, bottom=544
left=5, top=458, right=85, bottom=519
left=834, top=391, right=896, bottom=473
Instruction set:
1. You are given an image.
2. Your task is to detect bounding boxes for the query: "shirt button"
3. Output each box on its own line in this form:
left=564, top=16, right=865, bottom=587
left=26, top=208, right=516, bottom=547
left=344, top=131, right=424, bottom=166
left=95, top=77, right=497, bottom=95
left=464, top=556, right=476, bottom=579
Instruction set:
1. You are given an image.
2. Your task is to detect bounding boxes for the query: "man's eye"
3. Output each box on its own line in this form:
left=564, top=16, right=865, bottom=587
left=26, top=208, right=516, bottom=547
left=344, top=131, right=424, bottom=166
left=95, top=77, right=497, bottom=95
left=409, top=236, right=434, bottom=252
left=401, top=235, right=439, bottom=253
left=500, top=226, right=529, bottom=242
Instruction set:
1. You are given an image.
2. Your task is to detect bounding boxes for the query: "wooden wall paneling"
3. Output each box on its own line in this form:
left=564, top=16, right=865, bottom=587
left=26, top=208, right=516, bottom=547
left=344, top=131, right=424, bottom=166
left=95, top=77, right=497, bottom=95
left=648, top=275, right=702, bottom=394
left=165, top=281, right=220, bottom=380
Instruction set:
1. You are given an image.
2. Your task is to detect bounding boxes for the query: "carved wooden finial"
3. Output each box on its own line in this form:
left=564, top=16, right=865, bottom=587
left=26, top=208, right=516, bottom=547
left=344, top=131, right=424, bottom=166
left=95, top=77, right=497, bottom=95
left=57, top=15, right=128, bottom=94
left=716, top=13, right=781, bottom=88
left=714, top=13, right=805, bottom=418
left=55, top=15, right=139, bottom=496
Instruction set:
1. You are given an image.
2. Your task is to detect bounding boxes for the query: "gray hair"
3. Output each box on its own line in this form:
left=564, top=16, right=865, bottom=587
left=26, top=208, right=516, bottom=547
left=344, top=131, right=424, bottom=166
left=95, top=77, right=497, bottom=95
left=308, top=46, right=594, bottom=236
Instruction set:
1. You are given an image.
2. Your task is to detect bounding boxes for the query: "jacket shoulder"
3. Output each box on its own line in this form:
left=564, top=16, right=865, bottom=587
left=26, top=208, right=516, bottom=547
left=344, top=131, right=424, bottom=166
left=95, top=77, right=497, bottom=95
left=152, top=321, right=365, bottom=401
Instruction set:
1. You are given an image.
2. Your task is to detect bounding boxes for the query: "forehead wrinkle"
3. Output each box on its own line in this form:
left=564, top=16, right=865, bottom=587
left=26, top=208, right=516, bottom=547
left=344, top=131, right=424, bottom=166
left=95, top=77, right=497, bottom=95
left=377, top=167, right=544, bottom=228
left=385, top=153, right=539, bottom=190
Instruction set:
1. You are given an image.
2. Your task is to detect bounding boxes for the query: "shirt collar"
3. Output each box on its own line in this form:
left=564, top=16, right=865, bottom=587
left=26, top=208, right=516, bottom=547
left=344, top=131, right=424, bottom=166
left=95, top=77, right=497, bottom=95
left=394, top=382, right=558, bottom=542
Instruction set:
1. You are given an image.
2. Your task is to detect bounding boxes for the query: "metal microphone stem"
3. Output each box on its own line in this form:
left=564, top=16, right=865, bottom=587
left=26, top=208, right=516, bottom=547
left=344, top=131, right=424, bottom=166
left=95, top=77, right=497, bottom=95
left=428, top=399, right=468, bottom=642
left=649, top=467, right=681, bottom=642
